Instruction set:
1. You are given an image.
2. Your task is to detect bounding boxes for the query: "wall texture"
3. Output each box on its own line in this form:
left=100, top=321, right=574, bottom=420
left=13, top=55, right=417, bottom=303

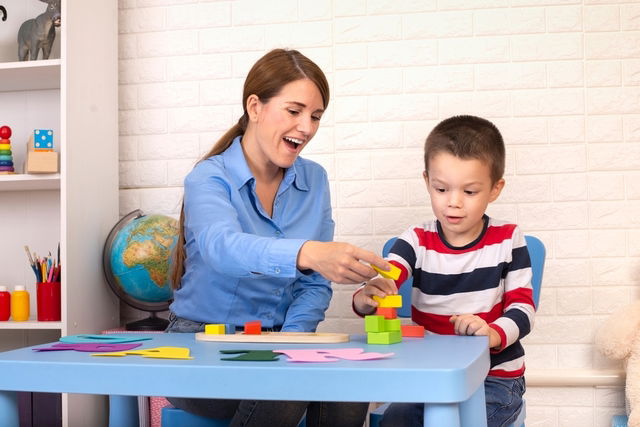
left=118, top=0, right=640, bottom=425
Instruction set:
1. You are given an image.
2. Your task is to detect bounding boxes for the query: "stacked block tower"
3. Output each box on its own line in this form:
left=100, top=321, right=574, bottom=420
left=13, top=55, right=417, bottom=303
left=365, top=295, right=404, bottom=344
left=0, top=126, right=14, bottom=174
left=365, top=264, right=425, bottom=344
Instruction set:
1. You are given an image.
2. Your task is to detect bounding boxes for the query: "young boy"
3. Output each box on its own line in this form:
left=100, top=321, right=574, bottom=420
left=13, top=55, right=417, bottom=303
left=353, top=115, right=534, bottom=427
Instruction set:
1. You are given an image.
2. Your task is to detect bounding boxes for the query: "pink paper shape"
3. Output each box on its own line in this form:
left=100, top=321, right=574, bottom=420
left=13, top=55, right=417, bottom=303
left=33, top=343, right=142, bottom=352
left=273, top=348, right=394, bottom=363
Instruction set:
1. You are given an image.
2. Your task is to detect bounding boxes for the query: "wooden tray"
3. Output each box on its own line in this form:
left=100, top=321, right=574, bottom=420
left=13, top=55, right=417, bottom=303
left=195, top=331, right=350, bottom=344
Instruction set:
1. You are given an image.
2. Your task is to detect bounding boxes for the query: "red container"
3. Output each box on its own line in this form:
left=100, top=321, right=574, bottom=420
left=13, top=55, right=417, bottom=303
left=36, top=281, right=61, bottom=321
left=0, top=286, right=9, bottom=321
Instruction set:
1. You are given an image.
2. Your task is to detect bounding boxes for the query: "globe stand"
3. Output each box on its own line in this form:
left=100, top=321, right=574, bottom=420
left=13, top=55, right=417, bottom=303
left=126, top=311, right=169, bottom=331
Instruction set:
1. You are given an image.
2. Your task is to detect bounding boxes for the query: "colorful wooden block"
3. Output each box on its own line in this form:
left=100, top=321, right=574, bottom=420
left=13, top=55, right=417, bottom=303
left=401, top=324, right=425, bottom=338
left=225, top=323, right=236, bottom=334
left=373, top=294, right=402, bottom=308
left=367, top=330, right=402, bottom=345
left=384, top=318, right=401, bottom=332
left=204, top=324, right=226, bottom=335
left=376, top=307, right=397, bottom=319
left=372, top=264, right=401, bottom=280
left=244, top=321, right=262, bottom=335
left=365, top=315, right=386, bottom=333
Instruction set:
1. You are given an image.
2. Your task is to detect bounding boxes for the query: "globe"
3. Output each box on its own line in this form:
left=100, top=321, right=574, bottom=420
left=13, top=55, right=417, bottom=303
left=103, top=209, right=179, bottom=330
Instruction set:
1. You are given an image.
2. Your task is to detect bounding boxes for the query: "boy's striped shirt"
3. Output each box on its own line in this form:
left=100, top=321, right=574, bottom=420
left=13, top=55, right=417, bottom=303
left=388, top=216, right=535, bottom=378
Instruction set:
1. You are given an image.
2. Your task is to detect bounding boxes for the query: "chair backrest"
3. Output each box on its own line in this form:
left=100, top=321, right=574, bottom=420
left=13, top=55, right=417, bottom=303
left=382, top=234, right=546, bottom=317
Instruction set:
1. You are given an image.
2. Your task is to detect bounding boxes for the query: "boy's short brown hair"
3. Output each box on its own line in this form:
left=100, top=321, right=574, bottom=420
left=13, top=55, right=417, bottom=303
left=424, top=115, right=505, bottom=184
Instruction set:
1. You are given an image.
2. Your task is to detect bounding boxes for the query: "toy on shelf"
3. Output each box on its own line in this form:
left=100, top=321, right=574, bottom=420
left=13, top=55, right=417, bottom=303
left=26, top=129, right=58, bottom=173
left=0, top=125, right=15, bottom=174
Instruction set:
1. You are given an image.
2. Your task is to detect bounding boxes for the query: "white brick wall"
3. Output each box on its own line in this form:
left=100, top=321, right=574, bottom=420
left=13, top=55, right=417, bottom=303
left=118, top=0, right=640, bottom=423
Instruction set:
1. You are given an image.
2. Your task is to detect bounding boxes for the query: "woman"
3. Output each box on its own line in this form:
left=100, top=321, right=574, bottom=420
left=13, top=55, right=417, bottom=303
left=166, top=48, right=389, bottom=427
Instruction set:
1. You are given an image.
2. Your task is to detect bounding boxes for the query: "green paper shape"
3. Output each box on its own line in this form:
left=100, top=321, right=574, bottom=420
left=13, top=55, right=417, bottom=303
left=220, top=349, right=281, bottom=361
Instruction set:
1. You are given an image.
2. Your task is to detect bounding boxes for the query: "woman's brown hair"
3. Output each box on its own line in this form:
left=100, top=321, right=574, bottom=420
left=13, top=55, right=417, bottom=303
left=170, top=49, right=330, bottom=289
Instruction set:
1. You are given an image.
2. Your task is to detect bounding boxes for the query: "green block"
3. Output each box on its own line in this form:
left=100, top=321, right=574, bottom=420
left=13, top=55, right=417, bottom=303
left=367, top=331, right=402, bottom=345
left=384, top=318, right=401, bottom=332
left=365, top=315, right=386, bottom=332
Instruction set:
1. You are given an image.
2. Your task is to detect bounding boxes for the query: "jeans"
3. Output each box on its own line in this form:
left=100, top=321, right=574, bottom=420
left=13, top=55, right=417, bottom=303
left=165, top=314, right=369, bottom=427
left=379, top=376, right=526, bottom=427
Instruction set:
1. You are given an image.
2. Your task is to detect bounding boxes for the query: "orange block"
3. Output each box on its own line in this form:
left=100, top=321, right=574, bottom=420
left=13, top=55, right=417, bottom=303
left=401, top=324, right=425, bottom=338
left=376, top=307, right=397, bottom=319
left=244, top=321, right=262, bottom=335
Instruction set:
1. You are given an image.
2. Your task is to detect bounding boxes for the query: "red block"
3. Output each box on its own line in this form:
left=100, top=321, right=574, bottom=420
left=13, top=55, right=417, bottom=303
left=376, top=307, right=397, bottom=319
left=244, top=320, right=262, bottom=335
left=401, top=324, right=425, bottom=338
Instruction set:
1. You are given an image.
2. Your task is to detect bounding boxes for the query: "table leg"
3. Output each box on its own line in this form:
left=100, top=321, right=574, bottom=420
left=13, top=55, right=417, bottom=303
left=459, top=384, right=487, bottom=427
left=0, top=390, right=19, bottom=427
left=423, top=402, right=460, bottom=427
left=108, top=395, right=139, bottom=427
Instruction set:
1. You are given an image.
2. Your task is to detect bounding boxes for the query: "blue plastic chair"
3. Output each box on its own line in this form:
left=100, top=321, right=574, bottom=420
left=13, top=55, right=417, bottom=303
left=161, top=405, right=307, bottom=427
left=369, top=235, right=546, bottom=427
left=612, top=415, right=628, bottom=427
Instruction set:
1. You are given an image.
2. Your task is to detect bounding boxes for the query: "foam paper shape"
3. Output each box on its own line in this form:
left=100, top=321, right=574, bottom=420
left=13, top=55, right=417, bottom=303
left=60, top=334, right=153, bottom=344
left=219, top=350, right=281, bottom=362
left=34, top=343, right=142, bottom=352
left=273, top=348, right=394, bottom=363
left=92, top=346, right=193, bottom=360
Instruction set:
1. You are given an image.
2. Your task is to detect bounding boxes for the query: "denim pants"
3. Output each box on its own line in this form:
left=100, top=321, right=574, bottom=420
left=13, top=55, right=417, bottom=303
left=379, top=376, right=526, bottom=427
left=165, top=314, right=369, bottom=427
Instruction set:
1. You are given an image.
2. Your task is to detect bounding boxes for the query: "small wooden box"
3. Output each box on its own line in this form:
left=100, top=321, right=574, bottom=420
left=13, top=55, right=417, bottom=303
left=26, top=151, right=59, bottom=173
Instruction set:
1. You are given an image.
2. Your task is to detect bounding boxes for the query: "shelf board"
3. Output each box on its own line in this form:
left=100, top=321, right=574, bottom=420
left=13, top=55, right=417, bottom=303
left=0, top=173, right=60, bottom=191
left=0, top=59, right=61, bottom=92
left=0, top=320, right=62, bottom=330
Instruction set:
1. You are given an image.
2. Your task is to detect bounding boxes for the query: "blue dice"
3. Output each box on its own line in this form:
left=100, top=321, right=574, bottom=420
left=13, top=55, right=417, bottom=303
left=33, top=129, right=54, bottom=151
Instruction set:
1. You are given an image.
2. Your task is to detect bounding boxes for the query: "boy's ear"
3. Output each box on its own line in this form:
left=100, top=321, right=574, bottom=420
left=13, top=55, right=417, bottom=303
left=246, top=94, right=261, bottom=122
left=489, top=178, right=505, bottom=202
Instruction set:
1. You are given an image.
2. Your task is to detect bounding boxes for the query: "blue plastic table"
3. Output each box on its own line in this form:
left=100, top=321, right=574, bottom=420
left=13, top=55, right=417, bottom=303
left=0, top=333, right=489, bottom=427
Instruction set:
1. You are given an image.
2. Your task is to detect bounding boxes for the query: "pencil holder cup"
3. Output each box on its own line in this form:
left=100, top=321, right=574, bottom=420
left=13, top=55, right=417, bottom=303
left=36, top=282, right=60, bottom=321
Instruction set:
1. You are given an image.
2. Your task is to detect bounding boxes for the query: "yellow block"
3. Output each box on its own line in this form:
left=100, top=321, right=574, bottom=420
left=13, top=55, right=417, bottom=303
left=0, top=144, right=10, bottom=150
left=373, top=294, right=402, bottom=308
left=372, top=264, right=401, bottom=280
left=205, top=324, right=226, bottom=335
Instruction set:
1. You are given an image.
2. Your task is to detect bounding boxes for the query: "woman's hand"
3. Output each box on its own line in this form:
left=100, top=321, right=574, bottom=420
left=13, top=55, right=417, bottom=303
left=449, top=314, right=502, bottom=349
left=353, top=277, right=398, bottom=315
left=297, top=241, right=391, bottom=284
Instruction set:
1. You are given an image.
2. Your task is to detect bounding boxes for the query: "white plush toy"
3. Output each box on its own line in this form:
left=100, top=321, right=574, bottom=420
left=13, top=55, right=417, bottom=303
left=596, top=301, right=640, bottom=426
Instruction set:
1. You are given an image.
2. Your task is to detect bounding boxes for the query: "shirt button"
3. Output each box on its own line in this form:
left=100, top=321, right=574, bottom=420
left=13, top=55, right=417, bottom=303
left=275, top=231, right=282, bottom=237
left=273, top=290, right=281, bottom=296
left=275, top=268, right=281, bottom=274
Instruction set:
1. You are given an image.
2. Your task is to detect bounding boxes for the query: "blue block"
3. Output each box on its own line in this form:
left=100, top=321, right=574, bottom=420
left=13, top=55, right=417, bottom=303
left=33, top=129, right=54, bottom=150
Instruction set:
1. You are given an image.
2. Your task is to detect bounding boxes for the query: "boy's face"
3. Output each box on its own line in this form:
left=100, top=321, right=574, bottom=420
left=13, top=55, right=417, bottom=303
left=424, top=152, right=504, bottom=247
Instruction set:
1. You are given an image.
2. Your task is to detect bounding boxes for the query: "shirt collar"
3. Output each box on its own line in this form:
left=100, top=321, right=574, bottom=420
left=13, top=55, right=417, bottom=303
left=222, top=136, right=309, bottom=192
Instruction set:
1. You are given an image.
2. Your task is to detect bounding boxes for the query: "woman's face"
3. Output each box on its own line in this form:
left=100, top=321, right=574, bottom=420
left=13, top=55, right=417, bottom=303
left=246, top=78, right=325, bottom=170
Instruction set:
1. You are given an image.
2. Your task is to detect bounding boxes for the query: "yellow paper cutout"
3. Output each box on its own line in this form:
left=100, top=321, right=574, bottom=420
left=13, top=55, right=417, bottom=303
left=92, top=346, right=193, bottom=360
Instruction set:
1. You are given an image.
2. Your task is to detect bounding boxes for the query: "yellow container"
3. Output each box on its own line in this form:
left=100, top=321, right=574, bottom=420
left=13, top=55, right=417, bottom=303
left=11, top=286, right=30, bottom=321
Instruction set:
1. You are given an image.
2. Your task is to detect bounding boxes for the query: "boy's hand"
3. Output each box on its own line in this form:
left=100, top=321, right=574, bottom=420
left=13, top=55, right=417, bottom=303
left=449, top=314, right=502, bottom=349
left=353, top=277, right=398, bottom=315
